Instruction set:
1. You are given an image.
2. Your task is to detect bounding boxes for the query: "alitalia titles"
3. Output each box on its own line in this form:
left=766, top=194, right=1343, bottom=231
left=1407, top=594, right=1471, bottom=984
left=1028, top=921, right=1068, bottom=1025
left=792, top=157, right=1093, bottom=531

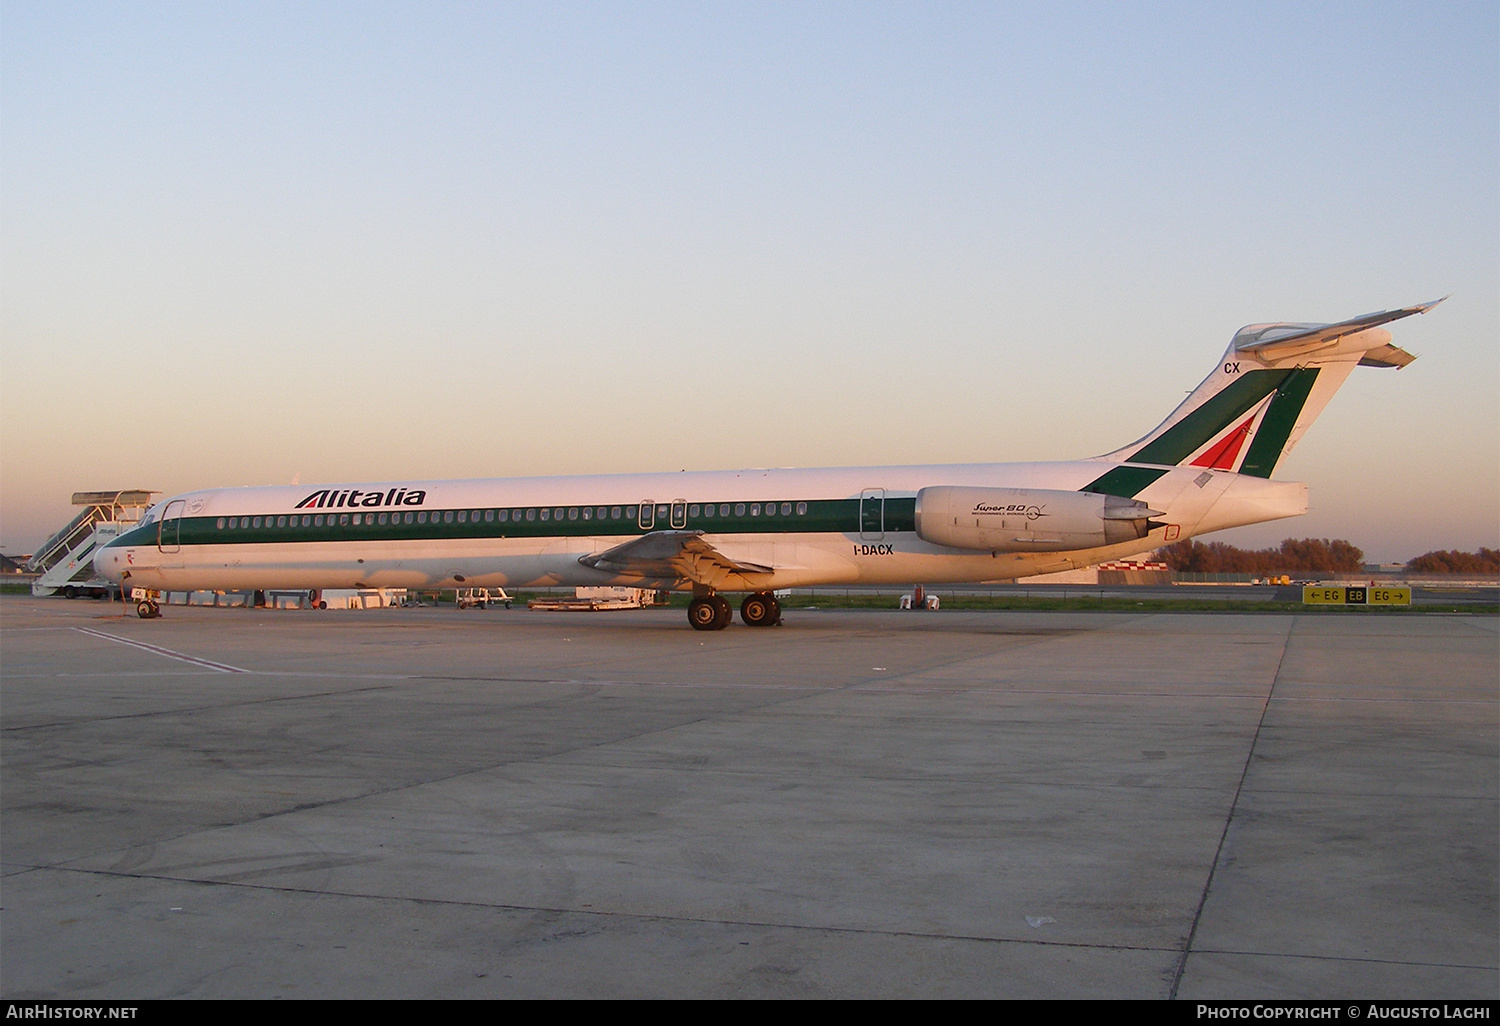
left=295, top=488, right=427, bottom=510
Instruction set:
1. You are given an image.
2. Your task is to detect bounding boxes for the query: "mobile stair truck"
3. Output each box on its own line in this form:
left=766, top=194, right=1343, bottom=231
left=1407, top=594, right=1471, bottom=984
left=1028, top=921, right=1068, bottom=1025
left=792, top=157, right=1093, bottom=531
left=28, top=490, right=158, bottom=600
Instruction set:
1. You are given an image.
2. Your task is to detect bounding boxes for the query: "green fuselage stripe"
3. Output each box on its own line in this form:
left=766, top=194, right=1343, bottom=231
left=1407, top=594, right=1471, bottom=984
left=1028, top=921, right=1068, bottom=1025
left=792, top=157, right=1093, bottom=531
left=1080, top=465, right=1170, bottom=498
left=114, top=497, right=920, bottom=550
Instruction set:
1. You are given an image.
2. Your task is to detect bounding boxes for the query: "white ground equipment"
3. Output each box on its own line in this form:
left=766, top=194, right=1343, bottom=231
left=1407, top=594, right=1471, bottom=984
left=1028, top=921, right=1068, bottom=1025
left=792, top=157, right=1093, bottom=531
left=30, top=490, right=157, bottom=599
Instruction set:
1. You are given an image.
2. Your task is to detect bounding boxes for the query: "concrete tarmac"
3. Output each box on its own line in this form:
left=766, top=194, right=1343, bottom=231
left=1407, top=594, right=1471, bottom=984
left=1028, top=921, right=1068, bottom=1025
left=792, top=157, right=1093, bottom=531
left=2, top=596, right=1495, bottom=999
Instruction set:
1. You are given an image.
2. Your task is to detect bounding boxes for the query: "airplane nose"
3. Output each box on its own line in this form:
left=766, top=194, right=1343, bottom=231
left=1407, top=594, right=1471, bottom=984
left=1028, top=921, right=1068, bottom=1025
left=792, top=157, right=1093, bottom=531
left=96, top=545, right=124, bottom=584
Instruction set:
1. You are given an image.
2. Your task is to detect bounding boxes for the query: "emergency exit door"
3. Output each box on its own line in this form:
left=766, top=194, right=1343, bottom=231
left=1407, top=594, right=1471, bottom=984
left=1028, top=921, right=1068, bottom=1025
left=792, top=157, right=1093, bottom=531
left=859, top=488, right=885, bottom=540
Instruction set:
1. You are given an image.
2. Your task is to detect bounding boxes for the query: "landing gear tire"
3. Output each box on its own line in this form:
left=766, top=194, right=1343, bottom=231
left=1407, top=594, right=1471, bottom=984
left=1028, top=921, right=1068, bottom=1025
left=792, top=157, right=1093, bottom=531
left=688, top=598, right=719, bottom=631
left=136, top=600, right=159, bottom=619
left=741, top=593, right=781, bottom=627
left=689, top=596, right=733, bottom=631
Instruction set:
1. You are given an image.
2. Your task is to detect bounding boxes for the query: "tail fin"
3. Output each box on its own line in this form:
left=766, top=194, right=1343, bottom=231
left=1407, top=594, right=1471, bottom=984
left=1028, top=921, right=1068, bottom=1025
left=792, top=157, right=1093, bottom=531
left=1094, top=299, right=1442, bottom=484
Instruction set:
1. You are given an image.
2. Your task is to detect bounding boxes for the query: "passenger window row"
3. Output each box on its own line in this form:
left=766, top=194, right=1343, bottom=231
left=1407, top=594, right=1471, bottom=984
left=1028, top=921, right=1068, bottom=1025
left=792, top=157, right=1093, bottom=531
left=212, top=501, right=812, bottom=531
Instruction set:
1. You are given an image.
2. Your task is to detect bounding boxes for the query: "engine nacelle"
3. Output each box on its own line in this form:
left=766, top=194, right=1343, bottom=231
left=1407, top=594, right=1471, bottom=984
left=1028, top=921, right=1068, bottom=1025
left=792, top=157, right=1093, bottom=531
left=913, top=486, right=1162, bottom=552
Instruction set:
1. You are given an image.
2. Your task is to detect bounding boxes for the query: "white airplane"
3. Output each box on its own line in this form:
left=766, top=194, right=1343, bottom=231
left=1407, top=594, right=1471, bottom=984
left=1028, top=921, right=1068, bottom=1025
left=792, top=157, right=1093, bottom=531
left=97, top=300, right=1441, bottom=629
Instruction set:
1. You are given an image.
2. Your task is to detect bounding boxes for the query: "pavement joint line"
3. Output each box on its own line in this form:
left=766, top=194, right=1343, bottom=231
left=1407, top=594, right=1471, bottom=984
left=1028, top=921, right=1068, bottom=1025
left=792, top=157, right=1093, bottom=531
left=7, top=667, right=1495, bottom=704
left=0, top=684, right=404, bottom=733
left=1169, top=613, right=1297, bottom=999
left=1233, top=788, right=1492, bottom=800
left=22, top=863, right=1188, bottom=955
left=23, top=864, right=1500, bottom=973
left=1267, top=696, right=1497, bottom=705
left=0, top=676, right=832, bottom=734
left=72, top=627, right=251, bottom=673
left=6, top=669, right=1305, bottom=699
left=1174, top=945, right=1498, bottom=973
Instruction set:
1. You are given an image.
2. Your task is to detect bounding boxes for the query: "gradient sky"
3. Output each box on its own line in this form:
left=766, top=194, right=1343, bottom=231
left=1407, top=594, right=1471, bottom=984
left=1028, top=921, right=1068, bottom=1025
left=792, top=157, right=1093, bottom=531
left=3, top=2, right=1496, bottom=562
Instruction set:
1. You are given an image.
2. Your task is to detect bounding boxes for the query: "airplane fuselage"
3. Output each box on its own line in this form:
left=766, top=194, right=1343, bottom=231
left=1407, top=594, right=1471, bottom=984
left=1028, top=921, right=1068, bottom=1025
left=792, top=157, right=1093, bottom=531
left=97, top=458, right=1305, bottom=596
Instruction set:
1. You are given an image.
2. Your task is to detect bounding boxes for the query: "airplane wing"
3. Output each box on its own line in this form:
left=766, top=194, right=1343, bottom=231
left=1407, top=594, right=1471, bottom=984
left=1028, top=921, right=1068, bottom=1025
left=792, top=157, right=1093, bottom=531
left=578, top=530, right=776, bottom=587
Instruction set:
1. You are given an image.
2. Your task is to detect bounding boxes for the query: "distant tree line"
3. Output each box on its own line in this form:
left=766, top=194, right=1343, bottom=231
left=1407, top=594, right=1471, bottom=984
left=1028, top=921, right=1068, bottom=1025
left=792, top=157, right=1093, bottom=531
left=1154, top=538, right=1364, bottom=574
left=1404, top=548, right=1499, bottom=574
left=1155, top=539, right=1499, bottom=575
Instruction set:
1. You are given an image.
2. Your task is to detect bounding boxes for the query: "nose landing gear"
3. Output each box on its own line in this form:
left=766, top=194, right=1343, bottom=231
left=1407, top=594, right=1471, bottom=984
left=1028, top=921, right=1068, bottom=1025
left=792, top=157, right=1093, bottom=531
left=131, top=588, right=162, bottom=618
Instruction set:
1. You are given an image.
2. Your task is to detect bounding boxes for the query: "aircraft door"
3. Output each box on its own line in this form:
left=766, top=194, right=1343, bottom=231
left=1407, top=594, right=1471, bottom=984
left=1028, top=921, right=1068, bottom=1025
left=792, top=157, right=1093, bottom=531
left=670, top=500, right=687, bottom=529
left=859, top=488, right=885, bottom=540
left=638, top=500, right=655, bottom=530
left=159, top=499, right=185, bottom=553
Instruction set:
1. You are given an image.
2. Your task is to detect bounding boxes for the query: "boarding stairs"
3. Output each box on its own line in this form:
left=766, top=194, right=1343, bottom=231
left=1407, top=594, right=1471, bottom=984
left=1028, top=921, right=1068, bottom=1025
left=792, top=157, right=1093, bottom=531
left=28, top=490, right=157, bottom=597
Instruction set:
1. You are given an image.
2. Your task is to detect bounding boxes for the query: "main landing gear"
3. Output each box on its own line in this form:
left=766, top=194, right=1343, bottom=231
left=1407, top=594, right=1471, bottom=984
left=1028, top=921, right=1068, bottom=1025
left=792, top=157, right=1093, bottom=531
left=686, top=592, right=781, bottom=631
left=739, top=592, right=781, bottom=627
left=688, top=595, right=732, bottom=631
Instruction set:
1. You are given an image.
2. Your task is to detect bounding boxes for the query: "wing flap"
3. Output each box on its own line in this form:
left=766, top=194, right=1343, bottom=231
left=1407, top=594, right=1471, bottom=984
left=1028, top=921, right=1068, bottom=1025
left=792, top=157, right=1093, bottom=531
left=579, top=531, right=775, bottom=585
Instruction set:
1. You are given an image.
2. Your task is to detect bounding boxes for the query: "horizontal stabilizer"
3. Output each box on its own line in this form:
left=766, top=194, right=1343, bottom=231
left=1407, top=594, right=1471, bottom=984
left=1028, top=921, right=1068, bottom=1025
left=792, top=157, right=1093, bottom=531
left=1358, top=344, right=1416, bottom=368
left=1233, top=298, right=1444, bottom=360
